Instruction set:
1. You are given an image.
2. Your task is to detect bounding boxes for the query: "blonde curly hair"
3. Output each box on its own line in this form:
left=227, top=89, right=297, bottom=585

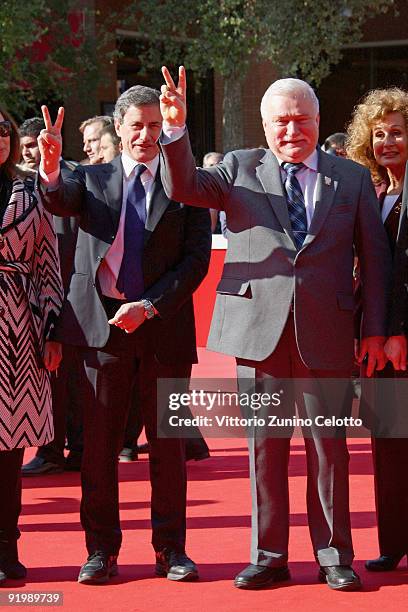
left=346, top=87, right=408, bottom=184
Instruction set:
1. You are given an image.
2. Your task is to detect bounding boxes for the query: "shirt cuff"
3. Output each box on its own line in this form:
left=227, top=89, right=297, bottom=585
left=39, top=165, right=60, bottom=190
left=161, top=123, right=186, bottom=144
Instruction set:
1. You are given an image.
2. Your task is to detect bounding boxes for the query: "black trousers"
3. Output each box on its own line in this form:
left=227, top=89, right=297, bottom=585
left=79, top=299, right=189, bottom=556
left=372, top=437, right=408, bottom=555
left=37, top=344, right=84, bottom=465
left=0, top=449, right=24, bottom=540
left=124, top=374, right=210, bottom=459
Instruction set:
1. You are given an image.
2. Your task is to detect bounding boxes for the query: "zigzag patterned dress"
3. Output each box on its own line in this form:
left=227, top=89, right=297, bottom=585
left=0, top=178, right=63, bottom=450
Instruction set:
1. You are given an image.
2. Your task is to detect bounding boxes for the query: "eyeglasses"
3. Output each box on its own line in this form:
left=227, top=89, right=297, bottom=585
left=0, top=121, right=11, bottom=138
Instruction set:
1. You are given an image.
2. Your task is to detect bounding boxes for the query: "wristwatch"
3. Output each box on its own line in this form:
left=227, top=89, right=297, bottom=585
left=141, top=299, right=156, bottom=320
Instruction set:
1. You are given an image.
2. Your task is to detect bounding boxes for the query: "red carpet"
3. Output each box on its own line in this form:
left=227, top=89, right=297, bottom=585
left=12, top=350, right=408, bottom=610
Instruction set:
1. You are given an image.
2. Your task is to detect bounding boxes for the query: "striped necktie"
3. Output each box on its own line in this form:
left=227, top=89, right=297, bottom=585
left=116, top=164, right=146, bottom=300
left=282, top=162, right=307, bottom=250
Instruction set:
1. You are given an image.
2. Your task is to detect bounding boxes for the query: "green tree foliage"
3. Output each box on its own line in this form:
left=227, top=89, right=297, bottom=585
left=0, top=0, right=98, bottom=120
left=117, top=0, right=395, bottom=150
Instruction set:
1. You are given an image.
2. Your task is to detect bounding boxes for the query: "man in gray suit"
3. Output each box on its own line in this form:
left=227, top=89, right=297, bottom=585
left=159, top=67, right=391, bottom=591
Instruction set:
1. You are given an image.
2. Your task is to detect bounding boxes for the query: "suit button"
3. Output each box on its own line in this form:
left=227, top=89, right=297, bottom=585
left=0, top=306, right=4, bottom=315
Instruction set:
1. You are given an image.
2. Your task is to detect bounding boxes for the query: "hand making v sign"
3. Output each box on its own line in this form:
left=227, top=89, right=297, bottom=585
left=38, top=105, right=64, bottom=176
left=160, top=66, right=187, bottom=127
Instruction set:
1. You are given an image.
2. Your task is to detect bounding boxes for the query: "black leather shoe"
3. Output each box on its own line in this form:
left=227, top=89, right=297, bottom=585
left=65, top=451, right=82, bottom=472
left=365, top=554, right=406, bottom=572
left=318, top=565, right=362, bottom=591
left=0, top=539, right=26, bottom=579
left=77, top=552, right=118, bottom=584
left=185, top=440, right=210, bottom=462
left=234, top=564, right=290, bottom=589
left=185, top=449, right=210, bottom=462
left=0, top=559, right=27, bottom=579
left=155, top=550, right=198, bottom=581
left=22, top=456, right=64, bottom=476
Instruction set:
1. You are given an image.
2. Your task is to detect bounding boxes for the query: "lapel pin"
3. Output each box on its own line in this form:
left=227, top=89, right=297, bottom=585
left=324, top=176, right=332, bottom=186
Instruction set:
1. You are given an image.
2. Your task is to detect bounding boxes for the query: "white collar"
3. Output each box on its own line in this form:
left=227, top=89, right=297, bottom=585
left=276, top=148, right=318, bottom=172
left=121, top=152, right=159, bottom=179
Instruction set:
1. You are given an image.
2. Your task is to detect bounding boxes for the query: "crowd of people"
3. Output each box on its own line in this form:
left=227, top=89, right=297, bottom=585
left=0, top=65, right=407, bottom=593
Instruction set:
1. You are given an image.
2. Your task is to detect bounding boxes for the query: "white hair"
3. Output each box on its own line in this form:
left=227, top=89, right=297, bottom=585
left=260, top=78, right=319, bottom=119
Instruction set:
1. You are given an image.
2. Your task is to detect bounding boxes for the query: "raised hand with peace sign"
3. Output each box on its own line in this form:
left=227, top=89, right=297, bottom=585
left=38, top=105, right=64, bottom=175
left=160, top=66, right=187, bottom=127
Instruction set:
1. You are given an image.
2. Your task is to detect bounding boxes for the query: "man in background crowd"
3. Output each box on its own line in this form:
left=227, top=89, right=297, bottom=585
left=323, top=132, right=347, bottom=157
left=99, top=123, right=121, bottom=162
left=79, top=115, right=113, bottom=165
left=203, top=151, right=225, bottom=234
left=19, top=117, right=43, bottom=171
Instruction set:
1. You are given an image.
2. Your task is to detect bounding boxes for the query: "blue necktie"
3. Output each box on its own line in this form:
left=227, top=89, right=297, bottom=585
left=116, top=164, right=146, bottom=300
left=282, top=162, right=307, bottom=250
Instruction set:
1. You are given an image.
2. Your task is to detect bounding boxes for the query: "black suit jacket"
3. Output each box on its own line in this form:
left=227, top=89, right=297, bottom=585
left=55, top=159, right=79, bottom=290
left=41, top=156, right=211, bottom=364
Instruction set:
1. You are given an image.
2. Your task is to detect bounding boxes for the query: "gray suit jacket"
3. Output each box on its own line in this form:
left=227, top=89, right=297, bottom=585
left=161, top=133, right=392, bottom=370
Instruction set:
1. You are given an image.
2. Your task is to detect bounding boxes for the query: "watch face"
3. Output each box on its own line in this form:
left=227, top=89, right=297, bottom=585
left=143, top=300, right=155, bottom=319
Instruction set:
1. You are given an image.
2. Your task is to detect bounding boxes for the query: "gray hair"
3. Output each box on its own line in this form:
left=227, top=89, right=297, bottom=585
left=79, top=115, right=113, bottom=134
left=203, top=151, right=224, bottom=167
left=260, top=78, right=319, bottom=119
left=114, top=85, right=160, bottom=123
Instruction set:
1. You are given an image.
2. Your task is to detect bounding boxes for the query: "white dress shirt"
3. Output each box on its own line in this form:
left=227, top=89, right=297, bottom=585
left=98, top=153, right=159, bottom=298
left=276, top=150, right=319, bottom=228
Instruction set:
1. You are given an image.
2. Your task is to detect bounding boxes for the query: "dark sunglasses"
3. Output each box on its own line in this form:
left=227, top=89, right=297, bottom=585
left=0, top=121, right=11, bottom=137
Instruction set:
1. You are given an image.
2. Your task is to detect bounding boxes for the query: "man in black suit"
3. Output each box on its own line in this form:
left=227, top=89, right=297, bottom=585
left=37, top=86, right=211, bottom=584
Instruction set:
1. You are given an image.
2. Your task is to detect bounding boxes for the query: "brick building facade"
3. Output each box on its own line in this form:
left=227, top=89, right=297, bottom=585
left=63, top=1, right=408, bottom=162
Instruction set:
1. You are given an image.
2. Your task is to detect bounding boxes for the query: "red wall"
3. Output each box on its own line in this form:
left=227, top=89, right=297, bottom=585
left=193, top=249, right=226, bottom=347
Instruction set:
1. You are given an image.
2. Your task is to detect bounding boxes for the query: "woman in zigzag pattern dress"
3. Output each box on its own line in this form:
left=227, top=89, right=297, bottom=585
left=0, top=105, right=63, bottom=585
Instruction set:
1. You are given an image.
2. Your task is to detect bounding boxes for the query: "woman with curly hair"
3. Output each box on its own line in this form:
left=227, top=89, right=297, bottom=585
left=347, top=87, right=408, bottom=572
left=0, top=105, right=63, bottom=585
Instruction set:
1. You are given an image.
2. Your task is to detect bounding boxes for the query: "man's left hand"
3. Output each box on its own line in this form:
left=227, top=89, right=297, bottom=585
left=108, top=302, right=146, bottom=333
left=357, top=335, right=387, bottom=377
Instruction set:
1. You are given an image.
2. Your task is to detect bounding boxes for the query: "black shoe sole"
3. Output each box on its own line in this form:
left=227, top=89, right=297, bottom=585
left=365, top=564, right=399, bottom=572
left=365, top=557, right=404, bottom=572
left=186, top=452, right=210, bottom=462
left=22, top=467, right=64, bottom=476
left=78, top=566, right=118, bottom=584
left=155, top=565, right=199, bottom=581
left=3, top=570, right=27, bottom=580
left=234, top=567, right=290, bottom=590
left=318, top=570, right=362, bottom=591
